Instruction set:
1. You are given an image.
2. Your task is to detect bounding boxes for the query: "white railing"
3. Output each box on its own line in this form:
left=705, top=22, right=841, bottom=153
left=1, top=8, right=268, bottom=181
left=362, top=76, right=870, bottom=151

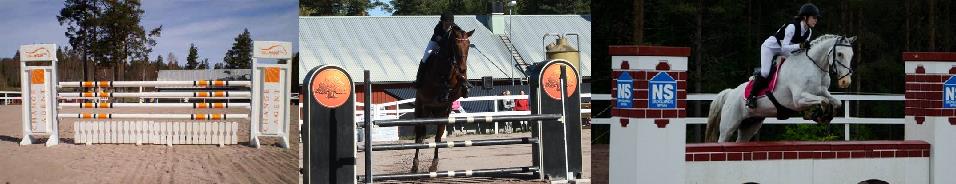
left=0, top=91, right=20, bottom=105
left=1, top=90, right=299, bottom=105
left=353, top=93, right=594, bottom=134
left=591, top=93, right=905, bottom=140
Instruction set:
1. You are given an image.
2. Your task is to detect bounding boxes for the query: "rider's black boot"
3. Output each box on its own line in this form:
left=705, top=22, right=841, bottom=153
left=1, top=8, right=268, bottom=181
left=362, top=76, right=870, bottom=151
left=459, top=74, right=471, bottom=98
left=438, top=79, right=450, bottom=102
left=746, top=75, right=767, bottom=108
left=415, top=60, right=426, bottom=89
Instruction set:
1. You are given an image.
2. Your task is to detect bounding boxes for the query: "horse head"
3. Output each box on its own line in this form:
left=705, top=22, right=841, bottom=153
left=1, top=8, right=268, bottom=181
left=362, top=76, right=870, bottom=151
left=449, top=26, right=474, bottom=71
left=807, top=34, right=857, bottom=88
left=446, top=26, right=475, bottom=99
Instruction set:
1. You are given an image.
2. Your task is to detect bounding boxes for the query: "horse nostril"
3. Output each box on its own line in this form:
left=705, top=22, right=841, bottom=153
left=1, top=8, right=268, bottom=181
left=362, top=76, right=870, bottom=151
left=839, top=79, right=852, bottom=88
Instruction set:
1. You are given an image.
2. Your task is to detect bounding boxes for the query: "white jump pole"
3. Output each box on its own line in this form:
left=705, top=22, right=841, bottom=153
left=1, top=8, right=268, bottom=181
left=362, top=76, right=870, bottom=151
left=60, top=102, right=251, bottom=109
left=59, top=80, right=252, bottom=87
left=58, top=91, right=252, bottom=98
left=57, top=113, right=249, bottom=120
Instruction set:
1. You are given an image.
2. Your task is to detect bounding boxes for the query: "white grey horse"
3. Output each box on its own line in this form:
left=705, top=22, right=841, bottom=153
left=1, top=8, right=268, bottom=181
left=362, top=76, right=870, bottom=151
left=705, top=34, right=857, bottom=142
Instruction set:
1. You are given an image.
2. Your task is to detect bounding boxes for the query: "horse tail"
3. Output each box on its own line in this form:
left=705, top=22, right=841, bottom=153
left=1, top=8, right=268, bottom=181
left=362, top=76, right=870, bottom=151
left=705, top=89, right=732, bottom=142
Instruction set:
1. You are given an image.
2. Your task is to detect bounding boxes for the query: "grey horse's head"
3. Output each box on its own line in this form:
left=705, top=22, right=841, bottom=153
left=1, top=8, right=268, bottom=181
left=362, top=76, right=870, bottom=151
left=832, top=36, right=856, bottom=88
left=810, top=34, right=857, bottom=88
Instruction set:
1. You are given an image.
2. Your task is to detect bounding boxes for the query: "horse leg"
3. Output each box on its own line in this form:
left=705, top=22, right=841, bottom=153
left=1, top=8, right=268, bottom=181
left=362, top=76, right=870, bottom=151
left=736, top=118, right=765, bottom=142
left=430, top=123, right=446, bottom=172
left=821, top=90, right=843, bottom=108
left=411, top=125, right=425, bottom=173
left=718, top=103, right=747, bottom=142
left=794, top=91, right=828, bottom=109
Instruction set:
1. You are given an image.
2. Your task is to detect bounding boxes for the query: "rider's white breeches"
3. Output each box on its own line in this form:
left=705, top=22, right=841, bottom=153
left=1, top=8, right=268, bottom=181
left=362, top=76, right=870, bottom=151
left=421, top=41, right=439, bottom=63
left=759, top=41, right=782, bottom=77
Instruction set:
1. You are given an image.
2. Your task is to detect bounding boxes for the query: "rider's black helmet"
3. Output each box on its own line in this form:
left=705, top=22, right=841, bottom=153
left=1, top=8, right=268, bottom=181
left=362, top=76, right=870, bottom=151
left=798, top=3, right=821, bottom=18
left=440, top=13, right=455, bottom=24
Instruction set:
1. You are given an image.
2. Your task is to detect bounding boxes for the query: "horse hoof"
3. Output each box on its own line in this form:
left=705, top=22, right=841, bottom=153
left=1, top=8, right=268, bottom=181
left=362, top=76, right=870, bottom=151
left=429, top=159, right=440, bottom=172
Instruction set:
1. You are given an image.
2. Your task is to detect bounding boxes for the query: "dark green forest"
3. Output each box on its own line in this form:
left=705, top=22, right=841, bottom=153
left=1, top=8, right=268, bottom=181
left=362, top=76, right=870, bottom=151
left=593, top=0, right=956, bottom=143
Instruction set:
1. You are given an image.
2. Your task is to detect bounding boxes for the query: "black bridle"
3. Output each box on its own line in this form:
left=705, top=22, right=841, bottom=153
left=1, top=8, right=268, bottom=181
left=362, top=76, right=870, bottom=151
left=806, top=36, right=854, bottom=81
left=442, top=26, right=467, bottom=65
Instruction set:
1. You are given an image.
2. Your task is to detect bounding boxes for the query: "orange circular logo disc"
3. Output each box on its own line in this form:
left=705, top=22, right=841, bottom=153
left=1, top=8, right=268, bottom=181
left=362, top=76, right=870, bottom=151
left=311, top=68, right=352, bottom=108
left=542, top=62, right=578, bottom=100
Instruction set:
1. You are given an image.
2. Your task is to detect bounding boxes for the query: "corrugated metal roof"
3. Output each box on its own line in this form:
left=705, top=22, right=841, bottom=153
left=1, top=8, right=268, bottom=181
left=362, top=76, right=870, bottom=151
left=157, top=69, right=252, bottom=81
left=299, top=16, right=522, bottom=83
left=506, top=15, right=592, bottom=77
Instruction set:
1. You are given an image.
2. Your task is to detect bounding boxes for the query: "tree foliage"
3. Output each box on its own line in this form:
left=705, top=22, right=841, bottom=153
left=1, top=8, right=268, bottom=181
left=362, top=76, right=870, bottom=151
left=300, top=0, right=389, bottom=16
left=186, top=43, right=199, bottom=69
left=58, top=0, right=161, bottom=80
left=223, top=29, right=254, bottom=69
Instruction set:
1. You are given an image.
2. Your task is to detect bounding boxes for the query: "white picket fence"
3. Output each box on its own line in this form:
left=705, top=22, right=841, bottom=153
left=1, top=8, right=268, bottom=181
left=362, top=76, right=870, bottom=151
left=73, top=120, right=239, bottom=146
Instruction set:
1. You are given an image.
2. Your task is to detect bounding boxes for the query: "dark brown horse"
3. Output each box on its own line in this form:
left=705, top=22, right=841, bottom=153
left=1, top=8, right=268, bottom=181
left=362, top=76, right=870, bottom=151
left=412, top=26, right=474, bottom=172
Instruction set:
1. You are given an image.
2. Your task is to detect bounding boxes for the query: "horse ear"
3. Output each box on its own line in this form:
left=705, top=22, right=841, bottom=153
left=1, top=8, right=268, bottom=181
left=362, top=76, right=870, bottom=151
left=467, top=29, right=475, bottom=37
left=847, top=36, right=857, bottom=44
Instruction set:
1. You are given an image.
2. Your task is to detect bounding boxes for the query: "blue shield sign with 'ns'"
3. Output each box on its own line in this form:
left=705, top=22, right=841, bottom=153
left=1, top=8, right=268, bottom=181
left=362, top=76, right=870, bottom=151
left=616, top=72, right=633, bottom=108
left=944, top=76, right=956, bottom=108
left=648, top=72, right=676, bottom=109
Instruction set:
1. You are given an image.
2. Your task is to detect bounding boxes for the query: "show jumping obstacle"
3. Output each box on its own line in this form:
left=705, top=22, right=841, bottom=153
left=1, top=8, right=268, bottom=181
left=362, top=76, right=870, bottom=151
left=609, top=45, right=956, bottom=184
left=18, top=41, right=291, bottom=148
left=301, top=60, right=584, bottom=183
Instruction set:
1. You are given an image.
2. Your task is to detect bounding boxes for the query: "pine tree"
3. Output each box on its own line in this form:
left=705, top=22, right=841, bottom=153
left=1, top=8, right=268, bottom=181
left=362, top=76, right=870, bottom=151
left=166, top=52, right=179, bottom=69
left=185, top=43, right=199, bottom=69
left=154, top=55, right=165, bottom=70
left=198, top=58, right=209, bottom=69
left=223, top=29, right=253, bottom=69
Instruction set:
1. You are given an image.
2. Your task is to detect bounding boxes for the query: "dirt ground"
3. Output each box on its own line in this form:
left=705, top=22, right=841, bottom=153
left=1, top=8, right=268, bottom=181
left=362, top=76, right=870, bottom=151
left=358, top=129, right=592, bottom=184
left=590, top=144, right=608, bottom=184
left=0, top=105, right=591, bottom=183
left=0, top=105, right=299, bottom=184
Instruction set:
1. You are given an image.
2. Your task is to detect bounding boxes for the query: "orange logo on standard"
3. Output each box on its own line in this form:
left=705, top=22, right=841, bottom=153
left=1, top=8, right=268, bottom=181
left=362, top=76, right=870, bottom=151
left=542, top=63, right=578, bottom=100
left=25, top=47, right=51, bottom=59
left=259, top=45, right=289, bottom=57
left=312, top=68, right=351, bottom=108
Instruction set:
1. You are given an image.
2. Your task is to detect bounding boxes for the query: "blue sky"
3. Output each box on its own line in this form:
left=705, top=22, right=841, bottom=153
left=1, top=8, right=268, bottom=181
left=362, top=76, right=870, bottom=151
left=368, top=0, right=392, bottom=16
left=0, top=0, right=297, bottom=65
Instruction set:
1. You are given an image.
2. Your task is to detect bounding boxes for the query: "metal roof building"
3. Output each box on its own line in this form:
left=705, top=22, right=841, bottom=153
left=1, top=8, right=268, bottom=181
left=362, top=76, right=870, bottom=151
left=298, top=15, right=591, bottom=83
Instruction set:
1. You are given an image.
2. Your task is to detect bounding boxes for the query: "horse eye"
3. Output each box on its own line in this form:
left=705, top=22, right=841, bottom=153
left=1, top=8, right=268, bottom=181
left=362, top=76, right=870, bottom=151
left=837, top=53, right=844, bottom=58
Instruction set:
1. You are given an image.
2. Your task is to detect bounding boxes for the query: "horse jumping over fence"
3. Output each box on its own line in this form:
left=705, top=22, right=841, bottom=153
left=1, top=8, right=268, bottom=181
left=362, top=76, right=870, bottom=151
left=412, top=25, right=475, bottom=172
left=705, top=34, right=857, bottom=142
